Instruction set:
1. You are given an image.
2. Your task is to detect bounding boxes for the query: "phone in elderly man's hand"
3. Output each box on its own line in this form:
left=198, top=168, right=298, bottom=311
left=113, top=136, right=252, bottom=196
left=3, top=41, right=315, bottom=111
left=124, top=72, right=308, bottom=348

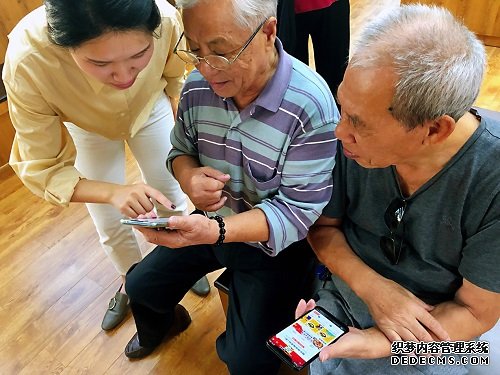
left=266, top=306, right=348, bottom=371
left=120, top=217, right=171, bottom=228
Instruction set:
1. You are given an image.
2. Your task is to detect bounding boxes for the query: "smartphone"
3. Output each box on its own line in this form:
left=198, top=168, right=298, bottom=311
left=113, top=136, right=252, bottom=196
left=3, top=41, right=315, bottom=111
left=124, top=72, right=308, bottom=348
left=266, top=306, right=348, bottom=371
left=119, top=217, right=170, bottom=228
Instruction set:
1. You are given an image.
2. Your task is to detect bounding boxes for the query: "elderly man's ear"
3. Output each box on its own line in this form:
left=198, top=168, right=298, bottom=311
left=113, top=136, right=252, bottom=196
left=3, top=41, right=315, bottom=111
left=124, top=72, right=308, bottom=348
left=262, top=17, right=278, bottom=43
left=422, top=115, right=456, bottom=145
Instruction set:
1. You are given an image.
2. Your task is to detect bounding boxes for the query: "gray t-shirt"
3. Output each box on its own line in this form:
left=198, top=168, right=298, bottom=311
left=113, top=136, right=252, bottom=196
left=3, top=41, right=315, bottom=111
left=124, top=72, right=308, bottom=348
left=311, top=115, right=500, bottom=375
left=323, top=115, right=500, bottom=305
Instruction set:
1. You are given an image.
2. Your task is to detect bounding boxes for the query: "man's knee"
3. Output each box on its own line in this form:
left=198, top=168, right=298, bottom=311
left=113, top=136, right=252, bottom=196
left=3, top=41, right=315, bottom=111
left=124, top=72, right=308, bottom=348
left=124, top=262, right=148, bottom=302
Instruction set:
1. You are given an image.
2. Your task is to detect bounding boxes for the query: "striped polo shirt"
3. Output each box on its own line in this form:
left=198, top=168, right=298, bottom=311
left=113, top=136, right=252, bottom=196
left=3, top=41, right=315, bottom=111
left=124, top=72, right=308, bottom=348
left=168, top=39, right=338, bottom=255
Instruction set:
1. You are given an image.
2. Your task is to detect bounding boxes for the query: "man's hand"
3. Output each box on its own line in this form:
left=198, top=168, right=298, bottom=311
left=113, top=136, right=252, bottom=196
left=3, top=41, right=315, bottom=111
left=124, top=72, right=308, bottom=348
left=108, top=183, right=175, bottom=217
left=295, top=298, right=317, bottom=319
left=308, top=216, right=449, bottom=344
left=184, top=166, right=230, bottom=211
left=318, top=326, right=392, bottom=361
left=362, top=277, right=450, bottom=342
left=294, top=299, right=392, bottom=360
left=135, top=214, right=219, bottom=248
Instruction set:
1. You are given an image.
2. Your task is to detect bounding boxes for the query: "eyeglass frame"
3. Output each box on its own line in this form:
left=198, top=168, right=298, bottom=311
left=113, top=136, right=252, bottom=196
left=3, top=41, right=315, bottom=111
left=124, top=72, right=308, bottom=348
left=173, top=19, right=267, bottom=71
left=379, top=198, right=408, bottom=265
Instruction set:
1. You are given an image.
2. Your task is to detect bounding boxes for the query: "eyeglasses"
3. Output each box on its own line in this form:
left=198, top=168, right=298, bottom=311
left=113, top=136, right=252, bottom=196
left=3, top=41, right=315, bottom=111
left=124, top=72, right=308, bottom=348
left=173, top=19, right=267, bottom=71
left=380, top=198, right=407, bottom=265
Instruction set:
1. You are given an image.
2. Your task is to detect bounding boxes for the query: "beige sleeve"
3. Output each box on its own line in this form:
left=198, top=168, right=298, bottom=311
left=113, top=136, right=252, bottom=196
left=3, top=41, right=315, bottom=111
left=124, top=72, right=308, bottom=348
left=162, top=9, right=187, bottom=99
left=6, top=64, right=84, bottom=206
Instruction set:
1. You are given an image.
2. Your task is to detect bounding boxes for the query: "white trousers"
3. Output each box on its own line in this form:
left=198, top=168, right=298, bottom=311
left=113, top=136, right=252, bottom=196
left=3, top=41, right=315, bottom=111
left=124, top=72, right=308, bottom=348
left=66, top=94, right=187, bottom=275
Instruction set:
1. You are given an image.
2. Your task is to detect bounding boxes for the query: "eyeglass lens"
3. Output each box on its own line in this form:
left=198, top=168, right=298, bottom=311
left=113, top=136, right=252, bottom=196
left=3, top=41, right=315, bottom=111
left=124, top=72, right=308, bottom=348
left=380, top=198, right=407, bottom=265
left=176, top=51, right=231, bottom=70
left=174, top=19, right=266, bottom=71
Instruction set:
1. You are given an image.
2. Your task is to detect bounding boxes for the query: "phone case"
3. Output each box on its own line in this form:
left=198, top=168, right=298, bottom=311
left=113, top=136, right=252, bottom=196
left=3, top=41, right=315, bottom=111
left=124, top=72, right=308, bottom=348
left=266, top=306, right=348, bottom=371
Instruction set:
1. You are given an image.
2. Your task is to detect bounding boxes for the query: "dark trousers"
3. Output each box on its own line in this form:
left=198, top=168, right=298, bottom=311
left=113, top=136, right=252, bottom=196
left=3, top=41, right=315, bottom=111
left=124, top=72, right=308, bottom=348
left=293, top=0, right=350, bottom=105
left=126, top=239, right=316, bottom=375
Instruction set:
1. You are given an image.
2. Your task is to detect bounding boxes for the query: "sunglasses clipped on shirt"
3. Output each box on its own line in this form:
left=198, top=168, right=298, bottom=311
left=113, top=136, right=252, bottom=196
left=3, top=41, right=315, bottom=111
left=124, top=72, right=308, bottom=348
left=380, top=197, right=408, bottom=265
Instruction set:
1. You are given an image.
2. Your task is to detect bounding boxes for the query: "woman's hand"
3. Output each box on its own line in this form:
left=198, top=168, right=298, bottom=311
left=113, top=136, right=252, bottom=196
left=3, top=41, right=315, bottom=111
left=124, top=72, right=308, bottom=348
left=71, top=179, right=175, bottom=217
left=109, top=183, right=175, bottom=217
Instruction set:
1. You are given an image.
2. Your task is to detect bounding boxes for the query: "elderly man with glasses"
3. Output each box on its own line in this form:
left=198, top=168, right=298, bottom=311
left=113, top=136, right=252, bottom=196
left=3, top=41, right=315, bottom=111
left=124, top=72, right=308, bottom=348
left=298, top=5, right=500, bottom=375
left=123, top=0, right=338, bottom=373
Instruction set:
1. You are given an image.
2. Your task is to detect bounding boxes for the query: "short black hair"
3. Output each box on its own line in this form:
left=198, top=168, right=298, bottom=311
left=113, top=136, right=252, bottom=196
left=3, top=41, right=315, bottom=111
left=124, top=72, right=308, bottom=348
left=45, top=0, right=161, bottom=47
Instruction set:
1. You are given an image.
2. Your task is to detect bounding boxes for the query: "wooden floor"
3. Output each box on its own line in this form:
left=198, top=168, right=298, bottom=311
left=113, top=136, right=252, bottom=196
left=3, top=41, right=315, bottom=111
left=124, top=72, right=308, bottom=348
left=0, top=1, right=498, bottom=374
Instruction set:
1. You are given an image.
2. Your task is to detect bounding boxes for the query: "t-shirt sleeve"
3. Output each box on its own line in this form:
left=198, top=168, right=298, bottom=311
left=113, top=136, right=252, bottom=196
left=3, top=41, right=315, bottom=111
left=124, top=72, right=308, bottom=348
left=321, top=142, right=347, bottom=219
left=459, top=190, right=500, bottom=293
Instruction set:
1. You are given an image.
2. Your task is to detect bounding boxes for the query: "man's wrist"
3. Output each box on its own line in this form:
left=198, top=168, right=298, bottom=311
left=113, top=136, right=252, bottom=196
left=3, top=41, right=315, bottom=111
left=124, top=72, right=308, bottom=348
left=352, top=271, right=383, bottom=301
left=364, top=327, right=393, bottom=358
left=209, top=215, right=226, bottom=245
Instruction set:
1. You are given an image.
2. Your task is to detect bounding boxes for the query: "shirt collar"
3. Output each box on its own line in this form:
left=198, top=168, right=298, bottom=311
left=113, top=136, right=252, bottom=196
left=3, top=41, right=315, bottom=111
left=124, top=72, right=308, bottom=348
left=254, top=38, right=292, bottom=113
left=82, top=71, right=105, bottom=94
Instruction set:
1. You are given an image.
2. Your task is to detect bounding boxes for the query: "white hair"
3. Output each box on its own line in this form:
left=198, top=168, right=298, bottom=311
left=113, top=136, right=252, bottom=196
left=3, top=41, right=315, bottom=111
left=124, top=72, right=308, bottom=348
left=350, top=4, right=486, bottom=129
left=175, top=0, right=276, bottom=30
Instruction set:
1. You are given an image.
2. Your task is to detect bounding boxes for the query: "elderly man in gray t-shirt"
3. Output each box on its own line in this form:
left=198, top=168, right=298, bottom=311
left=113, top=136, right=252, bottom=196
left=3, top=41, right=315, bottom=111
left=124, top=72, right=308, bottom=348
left=299, top=5, right=500, bottom=375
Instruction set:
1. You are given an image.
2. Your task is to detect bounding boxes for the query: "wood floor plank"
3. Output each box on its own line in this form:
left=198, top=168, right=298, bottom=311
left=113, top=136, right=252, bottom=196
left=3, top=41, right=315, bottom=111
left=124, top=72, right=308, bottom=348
left=0, top=219, right=104, bottom=353
left=10, top=277, right=107, bottom=375
left=0, top=170, right=22, bottom=200
left=85, top=259, right=122, bottom=292
left=60, top=320, right=138, bottom=375
left=0, top=206, right=91, bottom=291
left=39, top=283, right=126, bottom=370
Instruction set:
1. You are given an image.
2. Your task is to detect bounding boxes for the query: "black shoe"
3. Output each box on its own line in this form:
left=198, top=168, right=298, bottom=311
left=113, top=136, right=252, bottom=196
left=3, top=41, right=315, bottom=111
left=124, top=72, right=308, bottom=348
left=125, top=304, right=192, bottom=359
left=124, top=332, right=155, bottom=359
left=190, top=275, right=211, bottom=296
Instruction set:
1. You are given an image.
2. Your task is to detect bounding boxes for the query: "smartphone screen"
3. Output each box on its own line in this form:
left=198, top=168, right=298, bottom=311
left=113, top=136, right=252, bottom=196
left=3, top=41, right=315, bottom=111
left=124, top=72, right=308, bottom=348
left=267, top=306, right=348, bottom=371
left=120, top=217, right=170, bottom=228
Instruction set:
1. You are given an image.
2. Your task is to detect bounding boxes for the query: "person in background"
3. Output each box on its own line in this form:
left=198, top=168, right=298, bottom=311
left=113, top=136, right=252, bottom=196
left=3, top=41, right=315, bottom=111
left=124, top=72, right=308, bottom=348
left=298, top=4, right=500, bottom=375
left=2, top=0, right=210, bottom=332
left=122, top=0, right=339, bottom=373
left=278, top=0, right=350, bottom=109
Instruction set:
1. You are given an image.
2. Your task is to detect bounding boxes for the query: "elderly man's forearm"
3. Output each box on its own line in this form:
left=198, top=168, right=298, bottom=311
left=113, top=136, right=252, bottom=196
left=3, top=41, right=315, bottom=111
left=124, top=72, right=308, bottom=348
left=430, top=300, right=499, bottom=341
left=308, top=222, right=381, bottom=298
